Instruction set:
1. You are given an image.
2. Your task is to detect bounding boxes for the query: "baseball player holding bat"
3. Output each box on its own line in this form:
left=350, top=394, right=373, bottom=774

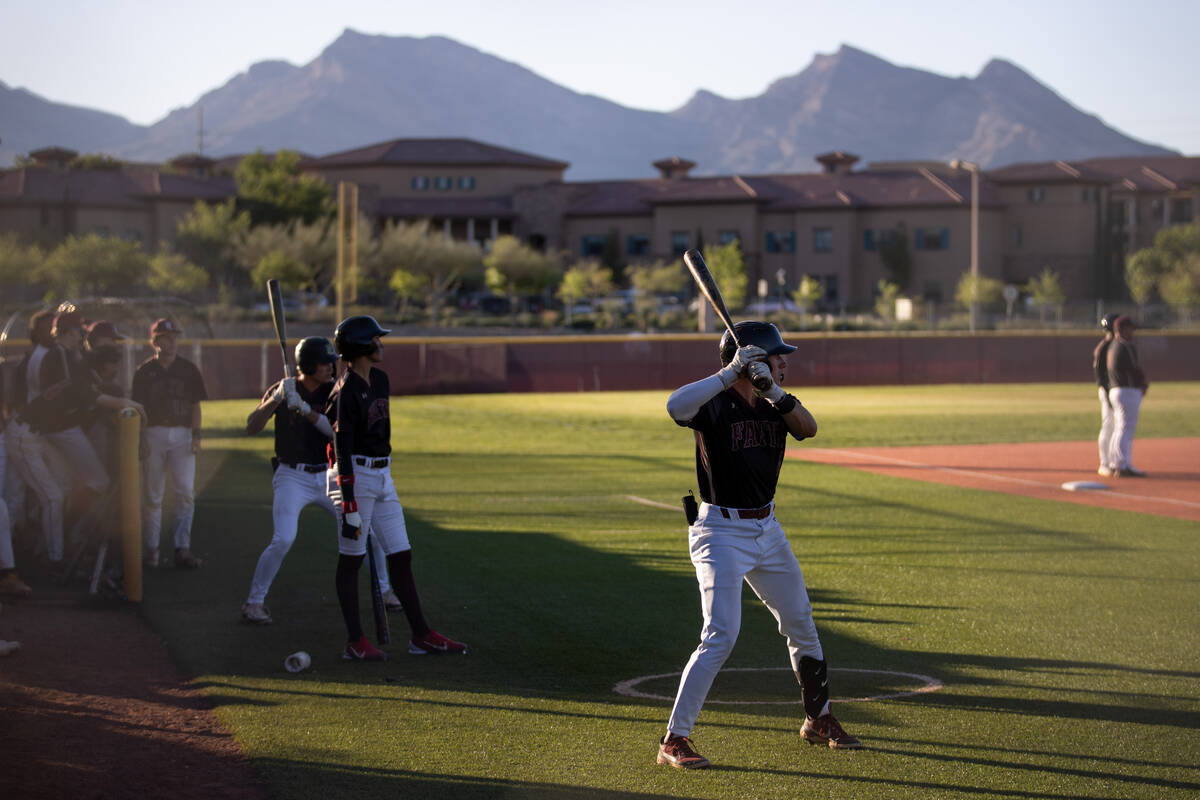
left=326, top=315, right=466, bottom=660
left=656, top=320, right=860, bottom=770
left=241, top=336, right=399, bottom=624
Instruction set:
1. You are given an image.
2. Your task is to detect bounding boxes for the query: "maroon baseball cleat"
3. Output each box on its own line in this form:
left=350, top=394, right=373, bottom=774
left=801, top=714, right=862, bottom=749
left=656, top=733, right=711, bottom=769
left=343, top=636, right=387, bottom=661
left=408, top=629, right=467, bottom=655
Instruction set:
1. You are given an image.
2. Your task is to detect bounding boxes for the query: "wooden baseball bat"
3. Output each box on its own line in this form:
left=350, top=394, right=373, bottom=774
left=266, top=279, right=295, bottom=379
left=683, top=249, right=740, bottom=346
left=366, top=534, right=390, bottom=645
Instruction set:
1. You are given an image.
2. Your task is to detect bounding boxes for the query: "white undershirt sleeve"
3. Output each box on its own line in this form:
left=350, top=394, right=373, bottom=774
left=666, top=374, right=728, bottom=423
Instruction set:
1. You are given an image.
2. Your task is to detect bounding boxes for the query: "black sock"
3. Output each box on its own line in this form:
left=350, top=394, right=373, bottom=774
left=386, top=549, right=429, bottom=637
left=797, top=656, right=830, bottom=719
left=336, top=554, right=365, bottom=641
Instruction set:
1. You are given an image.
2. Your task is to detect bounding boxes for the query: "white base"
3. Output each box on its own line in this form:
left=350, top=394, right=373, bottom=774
left=1061, top=481, right=1108, bottom=491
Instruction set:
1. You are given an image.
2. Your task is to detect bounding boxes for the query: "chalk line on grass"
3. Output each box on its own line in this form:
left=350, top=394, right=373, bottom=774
left=614, top=666, right=943, bottom=704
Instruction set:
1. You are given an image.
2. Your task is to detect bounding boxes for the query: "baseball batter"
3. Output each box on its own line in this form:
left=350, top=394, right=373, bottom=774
left=326, top=315, right=466, bottom=660
left=241, top=336, right=398, bottom=624
left=131, top=318, right=207, bottom=568
left=656, top=321, right=860, bottom=770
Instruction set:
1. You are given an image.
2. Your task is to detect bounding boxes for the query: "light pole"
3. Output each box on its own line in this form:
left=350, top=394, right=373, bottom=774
left=951, top=159, right=980, bottom=332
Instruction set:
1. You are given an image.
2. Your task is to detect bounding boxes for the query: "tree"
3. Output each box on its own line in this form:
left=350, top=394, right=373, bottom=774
left=1024, top=267, right=1066, bottom=325
left=148, top=249, right=208, bottom=295
left=36, top=234, right=149, bottom=297
left=873, top=280, right=901, bottom=323
left=235, top=150, right=333, bottom=226
left=483, top=235, right=558, bottom=323
left=0, top=234, right=46, bottom=301
left=954, top=272, right=1003, bottom=316
left=702, top=241, right=747, bottom=311
left=628, top=259, right=685, bottom=330
left=792, top=275, right=823, bottom=327
left=1124, top=249, right=1163, bottom=310
left=377, top=221, right=482, bottom=326
left=879, top=227, right=912, bottom=289
left=1124, top=223, right=1200, bottom=316
left=601, top=227, right=624, bottom=284
left=1158, top=252, right=1200, bottom=322
left=175, top=199, right=251, bottom=296
left=556, top=260, right=613, bottom=326
left=388, top=269, right=424, bottom=321
left=251, top=250, right=310, bottom=291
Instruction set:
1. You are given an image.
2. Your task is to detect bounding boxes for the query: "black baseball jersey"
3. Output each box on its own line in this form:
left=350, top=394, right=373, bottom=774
left=1093, top=337, right=1111, bottom=389
left=1107, top=338, right=1146, bottom=389
left=20, top=345, right=100, bottom=434
left=263, top=378, right=334, bottom=465
left=132, top=356, right=207, bottom=427
left=327, top=367, right=391, bottom=482
left=681, top=389, right=802, bottom=509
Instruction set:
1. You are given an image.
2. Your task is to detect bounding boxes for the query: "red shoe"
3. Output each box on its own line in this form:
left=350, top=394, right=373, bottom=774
left=656, top=733, right=711, bottom=769
left=408, top=629, right=467, bottom=655
left=343, top=636, right=387, bottom=661
left=801, top=713, right=862, bottom=749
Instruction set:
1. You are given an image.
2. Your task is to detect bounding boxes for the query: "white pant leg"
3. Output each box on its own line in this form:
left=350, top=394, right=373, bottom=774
left=1097, top=386, right=1115, bottom=470
left=142, top=427, right=170, bottom=552
left=164, top=427, right=197, bottom=549
left=247, top=467, right=332, bottom=604
left=666, top=507, right=757, bottom=738
left=370, top=473, right=410, bottom=556
left=334, top=466, right=411, bottom=557
left=743, top=520, right=823, bottom=670
left=45, top=426, right=110, bottom=495
left=2, top=429, right=27, bottom=532
left=8, top=424, right=65, bottom=562
left=1108, top=387, right=1142, bottom=471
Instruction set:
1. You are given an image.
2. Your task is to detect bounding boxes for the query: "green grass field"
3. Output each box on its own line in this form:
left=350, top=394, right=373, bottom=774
left=144, top=383, right=1200, bottom=799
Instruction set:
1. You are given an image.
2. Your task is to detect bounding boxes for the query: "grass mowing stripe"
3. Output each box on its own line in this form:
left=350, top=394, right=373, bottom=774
left=136, top=383, right=1200, bottom=800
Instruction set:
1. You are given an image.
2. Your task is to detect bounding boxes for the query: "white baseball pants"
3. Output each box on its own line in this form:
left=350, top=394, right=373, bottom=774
left=45, top=425, right=110, bottom=495
left=142, top=426, right=196, bottom=552
left=667, top=502, right=823, bottom=738
left=0, top=431, right=12, bottom=570
left=328, top=460, right=411, bottom=557
left=1108, top=387, right=1143, bottom=471
left=1097, top=386, right=1115, bottom=471
left=246, top=463, right=392, bottom=604
left=6, top=422, right=65, bottom=562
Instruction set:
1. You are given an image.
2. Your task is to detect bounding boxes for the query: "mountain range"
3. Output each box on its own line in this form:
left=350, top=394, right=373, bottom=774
left=0, top=29, right=1177, bottom=179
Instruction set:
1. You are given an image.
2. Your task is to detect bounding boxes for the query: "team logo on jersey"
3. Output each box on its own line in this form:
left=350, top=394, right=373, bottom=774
left=367, top=398, right=389, bottom=430
left=729, top=419, right=784, bottom=451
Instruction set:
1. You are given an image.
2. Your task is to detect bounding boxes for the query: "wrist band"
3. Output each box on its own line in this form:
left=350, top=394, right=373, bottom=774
left=337, top=473, right=354, bottom=486
left=342, top=500, right=358, bottom=514
left=773, top=394, right=798, bottom=414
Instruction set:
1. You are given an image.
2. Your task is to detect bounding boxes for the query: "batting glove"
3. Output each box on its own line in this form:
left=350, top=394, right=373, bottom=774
left=287, top=394, right=312, bottom=415
left=718, top=344, right=767, bottom=386
left=748, top=361, right=786, bottom=403
left=270, top=382, right=287, bottom=404
left=341, top=509, right=362, bottom=540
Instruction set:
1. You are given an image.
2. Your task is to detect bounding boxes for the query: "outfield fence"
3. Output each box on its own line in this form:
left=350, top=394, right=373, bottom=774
left=2, top=332, right=1197, bottom=399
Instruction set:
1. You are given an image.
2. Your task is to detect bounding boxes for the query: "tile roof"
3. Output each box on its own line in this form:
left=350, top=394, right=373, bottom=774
left=0, top=166, right=235, bottom=206
left=985, top=160, right=1118, bottom=184
left=302, top=138, right=570, bottom=171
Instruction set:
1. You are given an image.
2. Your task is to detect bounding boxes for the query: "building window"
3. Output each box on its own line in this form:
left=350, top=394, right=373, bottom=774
left=1081, top=187, right=1097, bottom=204
left=914, top=227, right=949, bottom=250
left=1170, top=198, right=1193, bottom=223
left=412, top=176, right=430, bottom=190
left=765, top=231, right=795, bottom=253
left=1027, top=186, right=1045, bottom=204
left=670, top=231, right=689, bottom=256
left=863, top=229, right=876, bottom=251
left=581, top=235, right=607, bottom=257
left=627, top=234, right=651, bottom=256
left=718, top=230, right=740, bottom=246
left=923, top=281, right=943, bottom=302
left=458, top=176, right=476, bottom=190
left=1011, top=224, right=1023, bottom=248
left=434, top=176, right=453, bottom=191
left=823, top=274, right=839, bottom=304
left=813, top=228, right=833, bottom=254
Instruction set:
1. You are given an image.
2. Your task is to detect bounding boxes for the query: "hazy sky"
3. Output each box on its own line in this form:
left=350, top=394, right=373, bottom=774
left=3, top=0, right=1198, bottom=155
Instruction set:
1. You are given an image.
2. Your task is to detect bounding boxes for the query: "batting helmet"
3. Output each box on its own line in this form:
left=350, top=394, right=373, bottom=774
left=295, top=336, right=338, bottom=374
left=1099, top=313, right=1119, bottom=332
left=333, top=315, right=390, bottom=360
left=719, top=321, right=797, bottom=365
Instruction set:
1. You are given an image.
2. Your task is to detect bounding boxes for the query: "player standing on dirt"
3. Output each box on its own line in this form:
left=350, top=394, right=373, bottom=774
left=1093, top=314, right=1118, bottom=477
left=240, top=336, right=400, bottom=624
left=326, top=315, right=466, bottom=660
left=656, top=320, right=860, bottom=770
